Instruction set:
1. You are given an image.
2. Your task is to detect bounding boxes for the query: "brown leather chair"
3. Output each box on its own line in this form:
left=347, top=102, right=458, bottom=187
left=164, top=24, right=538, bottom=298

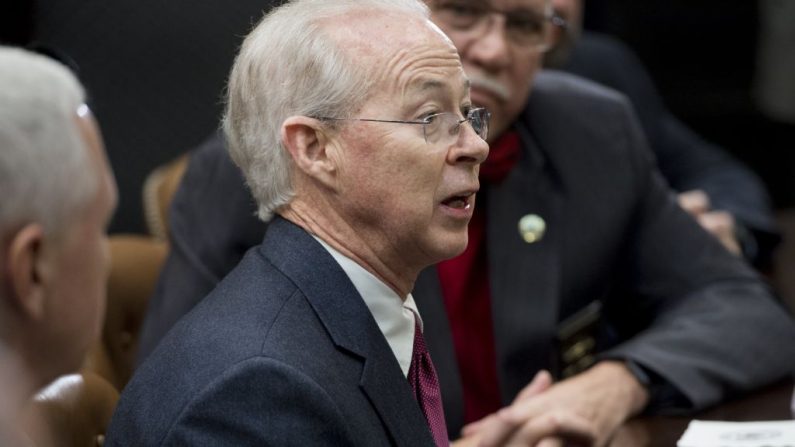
left=83, top=155, right=185, bottom=389
left=23, top=372, right=119, bottom=447
left=142, top=154, right=188, bottom=241
left=84, top=235, right=167, bottom=391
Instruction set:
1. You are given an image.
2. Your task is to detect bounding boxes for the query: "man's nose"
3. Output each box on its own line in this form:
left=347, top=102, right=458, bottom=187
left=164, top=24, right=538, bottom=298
left=448, top=124, right=490, bottom=166
left=463, top=15, right=512, bottom=71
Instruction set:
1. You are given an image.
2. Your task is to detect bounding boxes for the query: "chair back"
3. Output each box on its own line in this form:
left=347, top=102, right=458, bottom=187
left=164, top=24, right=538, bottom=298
left=84, top=235, right=167, bottom=390
left=23, top=373, right=119, bottom=447
left=142, top=154, right=188, bottom=241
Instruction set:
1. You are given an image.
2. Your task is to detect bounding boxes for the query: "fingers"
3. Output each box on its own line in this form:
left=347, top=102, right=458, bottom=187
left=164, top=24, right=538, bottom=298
left=451, top=433, right=481, bottom=447
left=514, top=370, right=554, bottom=403
left=477, top=409, right=596, bottom=447
left=696, top=210, right=741, bottom=255
left=696, top=210, right=735, bottom=236
left=462, top=416, right=490, bottom=438
left=678, top=189, right=710, bottom=216
left=678, top=190, right=741, bottom=255
left=535, top=439, right=564, bottom=447
left=464, top=370, right=554, bottom=438
left=471, top=408, right=515, bottom=446
left=506, top=408, right=596, bottom=445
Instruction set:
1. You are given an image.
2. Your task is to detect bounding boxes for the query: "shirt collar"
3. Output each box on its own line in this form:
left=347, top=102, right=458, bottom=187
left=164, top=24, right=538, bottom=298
left=314, top=236, right=420, bottom=376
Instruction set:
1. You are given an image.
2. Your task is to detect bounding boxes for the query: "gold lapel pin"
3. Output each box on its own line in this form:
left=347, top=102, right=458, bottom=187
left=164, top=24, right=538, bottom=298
left=518, top=214, right=546, bottom=243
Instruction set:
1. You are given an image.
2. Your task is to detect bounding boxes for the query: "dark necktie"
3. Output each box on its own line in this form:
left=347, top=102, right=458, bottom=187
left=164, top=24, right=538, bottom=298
left=407, top=323, right=449, bottom=446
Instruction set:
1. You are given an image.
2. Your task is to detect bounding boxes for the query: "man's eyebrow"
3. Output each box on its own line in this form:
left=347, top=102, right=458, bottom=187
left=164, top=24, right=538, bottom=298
left=407, top=77, right=471, bottom=94
left=409, top=78, right=446, bottom=92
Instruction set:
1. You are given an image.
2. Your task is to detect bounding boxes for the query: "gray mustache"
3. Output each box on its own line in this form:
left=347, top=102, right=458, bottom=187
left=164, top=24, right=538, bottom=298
left=469, top=75, right=511, bottom=102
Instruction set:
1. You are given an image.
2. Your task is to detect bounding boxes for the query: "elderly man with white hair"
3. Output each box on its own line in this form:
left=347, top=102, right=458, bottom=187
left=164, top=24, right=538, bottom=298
left=0, top=46, right=118, bottom=445
left=103, top=0, right=576, bottom=445
left=136, top=0, right=795, bottom=445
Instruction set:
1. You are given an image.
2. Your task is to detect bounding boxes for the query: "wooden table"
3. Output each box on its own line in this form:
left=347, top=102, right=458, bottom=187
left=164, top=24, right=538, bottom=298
left=609, top=379, right=794, bottom=446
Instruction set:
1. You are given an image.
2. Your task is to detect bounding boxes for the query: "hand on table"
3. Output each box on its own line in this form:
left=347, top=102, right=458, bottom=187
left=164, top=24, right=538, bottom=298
left=455, top=361, right=649, bottom=447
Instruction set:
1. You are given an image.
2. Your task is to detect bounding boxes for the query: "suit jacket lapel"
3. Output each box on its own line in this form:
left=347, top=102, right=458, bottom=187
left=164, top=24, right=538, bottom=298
left=261, top=218, right=435, bottom=446
left=487, top=123, right=563, bottom=404
left=358, top=349, right=435, bottom=446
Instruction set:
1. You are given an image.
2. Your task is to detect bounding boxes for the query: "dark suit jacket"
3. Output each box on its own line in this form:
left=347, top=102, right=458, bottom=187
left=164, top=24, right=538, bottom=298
left=564, top=32, right=779, bottom=267
left=138, top=71, right=795, bottom=435
left=108, top=218, right=435, bottom=446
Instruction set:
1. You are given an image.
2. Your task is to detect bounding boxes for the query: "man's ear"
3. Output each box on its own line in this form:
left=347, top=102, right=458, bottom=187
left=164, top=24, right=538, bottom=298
left=281, top=116, right=338, bottom=188
left=4, top=224, right=48, bottom=321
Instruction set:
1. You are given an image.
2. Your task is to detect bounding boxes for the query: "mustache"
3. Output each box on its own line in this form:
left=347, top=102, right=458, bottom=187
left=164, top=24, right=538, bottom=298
left=468, top=74, right=511, bottom=102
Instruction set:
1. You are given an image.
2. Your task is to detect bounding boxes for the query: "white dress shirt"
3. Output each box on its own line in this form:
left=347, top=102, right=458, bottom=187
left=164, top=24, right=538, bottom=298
left=314, top=237, right=420, bottom=377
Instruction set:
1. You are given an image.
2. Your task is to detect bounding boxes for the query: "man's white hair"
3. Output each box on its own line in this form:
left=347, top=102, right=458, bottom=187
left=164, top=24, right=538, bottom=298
left=223, top=0, right=430, bottom=222
left=0, top=46, right=96, bottom=238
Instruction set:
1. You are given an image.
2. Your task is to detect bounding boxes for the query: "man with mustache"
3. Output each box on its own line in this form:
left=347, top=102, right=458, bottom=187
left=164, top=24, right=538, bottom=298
left=546, top=0, right=779, bottom=270
left=138, top=0, right=795, bottom=445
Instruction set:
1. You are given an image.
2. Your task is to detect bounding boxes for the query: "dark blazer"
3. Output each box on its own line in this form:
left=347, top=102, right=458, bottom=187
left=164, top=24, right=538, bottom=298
left=564, top=32, right=779, bottom=267
left=138, top=71, right=795, bottom=435
left=107, top=218, right=435, bottom=446
left=420, top=72, right=795, bottom=430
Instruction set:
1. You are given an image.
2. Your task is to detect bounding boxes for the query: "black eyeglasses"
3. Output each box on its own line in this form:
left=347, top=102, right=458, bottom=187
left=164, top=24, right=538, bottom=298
left=314, top=107, right=490, bottom=145
left=431, top=0, right=567, bottom=50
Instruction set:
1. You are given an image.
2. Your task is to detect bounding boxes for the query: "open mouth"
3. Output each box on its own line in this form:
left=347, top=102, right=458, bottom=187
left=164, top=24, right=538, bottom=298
left=441, top=192, right=475, bottom=210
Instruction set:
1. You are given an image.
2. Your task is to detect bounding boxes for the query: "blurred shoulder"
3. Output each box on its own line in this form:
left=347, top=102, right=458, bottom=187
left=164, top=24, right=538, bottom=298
left=531, top=69, right=630, bottom=109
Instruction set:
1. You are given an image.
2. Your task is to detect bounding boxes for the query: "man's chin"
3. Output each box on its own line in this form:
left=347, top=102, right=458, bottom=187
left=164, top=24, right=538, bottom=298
left=434, top=234, right=469, bottom=262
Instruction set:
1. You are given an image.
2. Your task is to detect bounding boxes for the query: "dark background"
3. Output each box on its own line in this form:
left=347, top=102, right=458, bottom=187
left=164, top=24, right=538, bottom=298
left=3, top=0, right=279, bottom=234
left=584, top=0, right=795, bottom=210
left=4, top=0, right=794, bottom=234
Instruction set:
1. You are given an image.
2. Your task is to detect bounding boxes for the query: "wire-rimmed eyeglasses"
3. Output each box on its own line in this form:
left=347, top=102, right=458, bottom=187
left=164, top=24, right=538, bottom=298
left=313, top=107, right=490, bottom=145
left=431, top=0, right=568, bottom=50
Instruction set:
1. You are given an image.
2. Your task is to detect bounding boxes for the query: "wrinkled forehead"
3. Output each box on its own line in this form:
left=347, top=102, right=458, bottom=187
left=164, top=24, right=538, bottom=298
left=426, top=0, right=552, bottom=11
left=328, top=9, right=466, bottom=100
left=502, top=0, right=547, bottom=8
left=326, top=8, right=454, bottom=62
